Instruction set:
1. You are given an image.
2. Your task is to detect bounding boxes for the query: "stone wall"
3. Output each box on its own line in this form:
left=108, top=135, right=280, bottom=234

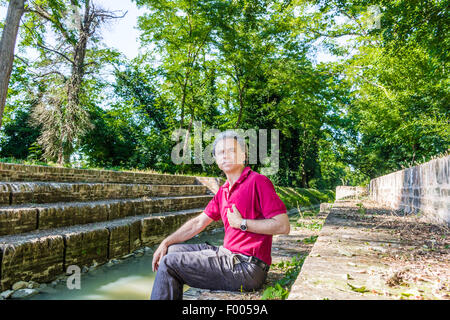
left=335, top=186, right=368, bottom=200
left=0, top=162, right=225, bottom=291
left=0, top=162, right=198, bottom=185
left=195, top=176, right=226, bottom=194
left=369, top=155, right=449, bottom=224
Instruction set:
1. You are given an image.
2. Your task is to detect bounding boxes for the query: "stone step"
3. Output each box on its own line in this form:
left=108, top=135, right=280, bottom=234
left=0, top=162, right=199, bottom=185
left=0, top=194, right=213, bottom=236
left=0, top=182, right=209, bottom=205
left=0, top=207, right=223, bottom=291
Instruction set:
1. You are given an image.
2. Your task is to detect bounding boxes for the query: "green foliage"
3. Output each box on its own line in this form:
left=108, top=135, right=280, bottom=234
left=275, top=186, right=334, bottom=209
left=356, top=202, right=366, bottom=218
left=347, top=282, right=370, bottom=293
left=262, top=254, right=306, bottom=300
left=295, top=219, right=323, bottom=231
left=1, top=0, right=447, bottom=188
left=302, top=235, right=318, bottom=244
left=305, top=0, right=449, bottom=179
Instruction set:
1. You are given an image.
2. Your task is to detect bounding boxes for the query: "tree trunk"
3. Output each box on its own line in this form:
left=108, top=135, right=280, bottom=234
left=62, top=0, right=90, bottom=164
left=0, top=0, right=25, bottom=130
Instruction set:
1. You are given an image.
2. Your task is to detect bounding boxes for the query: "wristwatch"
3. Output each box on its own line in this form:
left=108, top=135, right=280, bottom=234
left=240, top=219, right=248, bottom=232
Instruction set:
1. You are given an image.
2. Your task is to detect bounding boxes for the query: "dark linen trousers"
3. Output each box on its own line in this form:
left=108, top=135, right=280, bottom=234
left=150, top=242, right=269, bottom=300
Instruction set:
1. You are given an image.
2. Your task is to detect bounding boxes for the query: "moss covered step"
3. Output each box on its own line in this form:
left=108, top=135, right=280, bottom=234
left=0, top=207, right=223, bottom=291
left=0, top=162, right=199, bottom=185
left=0, top=182, right=210, bottom=205
left=0, top=194, right=214, bottom=236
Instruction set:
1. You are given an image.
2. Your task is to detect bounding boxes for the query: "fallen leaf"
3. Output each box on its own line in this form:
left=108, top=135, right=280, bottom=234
left=347, top=283, right=370, bottom=293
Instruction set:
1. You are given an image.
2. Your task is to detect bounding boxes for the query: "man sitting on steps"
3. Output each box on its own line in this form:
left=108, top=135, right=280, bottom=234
left=150, top=130, right=290, bottom=300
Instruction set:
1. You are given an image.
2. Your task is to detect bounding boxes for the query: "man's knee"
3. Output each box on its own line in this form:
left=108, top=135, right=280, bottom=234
left=159, top=253, right=178, bottom=271
left=167, top=244, right=181, bottom=254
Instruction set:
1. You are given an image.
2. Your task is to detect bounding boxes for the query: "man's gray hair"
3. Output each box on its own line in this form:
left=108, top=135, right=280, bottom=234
left=212, top=130, right=248, bottom=162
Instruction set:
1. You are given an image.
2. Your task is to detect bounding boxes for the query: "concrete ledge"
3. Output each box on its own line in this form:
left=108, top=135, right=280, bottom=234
left=336, top=186, right=368, bottom=200
left=288, top=199, right=449, bottom=300
left=0, top=182, right=209, bottom=205
left=0, top=162, right=198, bottom=185
left=0, top=195, right=213, bottom=236
left=0, top=208, right=219, bottom=291
left=0, top=235, right=65, bottom=291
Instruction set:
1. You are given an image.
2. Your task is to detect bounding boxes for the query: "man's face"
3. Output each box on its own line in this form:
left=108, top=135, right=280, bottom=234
left=214, top=138, right=246, bottom=172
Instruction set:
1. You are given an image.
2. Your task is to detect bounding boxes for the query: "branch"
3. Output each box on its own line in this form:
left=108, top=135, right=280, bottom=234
left=94, top=9, right=128, bottom=20
left=35, top=42, right=75, bottom=65
left=305, top=27, right=365, bottom=39
left=331, top=1, right=368, bottom=37
left=20, top=20, right=75, bottom=65
left=32, top=70, right=67, bottom=81
left=82, top=61, right=98, bottom=68
left=360, top=75, right=393, bottom=101
left=25, top=5, right=73, bottom=42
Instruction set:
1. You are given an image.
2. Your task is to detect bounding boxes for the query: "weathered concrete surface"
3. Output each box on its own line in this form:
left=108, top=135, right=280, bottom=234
left=0, top=195, right=213, bottom=236
left=0, top=162, right=199, bottom=185
left=369, top=155, right=449, bottom=224
left=0, top=235, right=65, bottom=291
left=194, top=177, right=225, bottom=194
left=0, top=182, right=209, bottom=205
left=0, top=208, right=215, bottom=291
left=0, top=162, right=225, bottom=292
left=0, top=207, right=38, bottom=235
left=288, top=200, right=449, bottom=300
left=336, top=186, right=368, bottom=200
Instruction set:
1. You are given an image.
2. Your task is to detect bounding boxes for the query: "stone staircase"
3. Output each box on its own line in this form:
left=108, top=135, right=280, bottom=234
left=0, top=163, right=223, bottom=291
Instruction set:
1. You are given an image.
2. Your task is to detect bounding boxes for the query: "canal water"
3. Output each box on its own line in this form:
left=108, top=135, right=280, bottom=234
left=28, top=228, right=225, bottom=300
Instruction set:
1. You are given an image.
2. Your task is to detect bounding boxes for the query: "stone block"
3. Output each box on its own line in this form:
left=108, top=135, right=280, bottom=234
left=118, top=200, right=136, bottom=218
left=0, top=208, right=38, bottom=236
left=107, top=224, right=130, bottom=259
left=0, top=183, right=10, bottom=205
left=141, top=216, right=166, bottom=246
left=38, top=202, right=108, bottom=230
left=129, top=220, right=142, bottom=252
left=0, top=235, right=64, bottom=291
left=63, top=228, right=109, bottom=269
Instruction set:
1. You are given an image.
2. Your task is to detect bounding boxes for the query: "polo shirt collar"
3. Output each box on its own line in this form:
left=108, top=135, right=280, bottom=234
left=223, top=166, right=252, bottom=190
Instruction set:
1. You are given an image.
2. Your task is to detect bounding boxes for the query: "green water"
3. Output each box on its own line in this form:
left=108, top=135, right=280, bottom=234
left=28, top=229, right=225, bottom=300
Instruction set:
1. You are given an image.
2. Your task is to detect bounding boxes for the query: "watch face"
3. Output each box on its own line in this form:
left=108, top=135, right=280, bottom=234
left=240, top=225, right=247, bottom=231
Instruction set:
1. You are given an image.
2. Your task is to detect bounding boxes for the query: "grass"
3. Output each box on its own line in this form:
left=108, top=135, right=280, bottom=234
left=275, top=186, right=334, bottom=210
left=295, top=220, right=323, bottom=231
left=356, top=202, right=366, bottom=218
left=261, top=254, right=306, bottom=300
left=301, top=235, right=319, bottom=244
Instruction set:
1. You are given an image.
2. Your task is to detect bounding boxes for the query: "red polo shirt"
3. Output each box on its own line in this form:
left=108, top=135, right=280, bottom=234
left=203, top=166, right=287, bottom=265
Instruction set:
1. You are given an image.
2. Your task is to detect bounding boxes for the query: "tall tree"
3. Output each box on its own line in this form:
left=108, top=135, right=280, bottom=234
left=136, top=0, right=214, bottom=145
left=22, top=0, right=125, bottom=164
left=0, top=0, right=25, bottom=130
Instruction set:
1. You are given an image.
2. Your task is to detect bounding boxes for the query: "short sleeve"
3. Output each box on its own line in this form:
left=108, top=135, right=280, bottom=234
left=255, top=175, right=287, bottom=219
left=203, top=192, right=221, bottom=221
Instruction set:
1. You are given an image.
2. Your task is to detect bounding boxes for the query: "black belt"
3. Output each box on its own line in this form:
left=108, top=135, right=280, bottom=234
left=235, top=254, right=270, bottom=272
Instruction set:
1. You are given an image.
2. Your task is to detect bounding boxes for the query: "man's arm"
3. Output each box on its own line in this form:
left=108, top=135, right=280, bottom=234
left=152, top=212, right=214, bottom=272
left=227, top=204, right=290, bottom=235
left=246, top=212, right=290, bottom=235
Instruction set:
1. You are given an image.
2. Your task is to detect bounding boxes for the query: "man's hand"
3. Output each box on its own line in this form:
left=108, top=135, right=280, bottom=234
left=151, top=212, right=214, bottom=272
left=152, top=241, right=168, bottom=272
left=227, top=204, right=243, bottom=229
